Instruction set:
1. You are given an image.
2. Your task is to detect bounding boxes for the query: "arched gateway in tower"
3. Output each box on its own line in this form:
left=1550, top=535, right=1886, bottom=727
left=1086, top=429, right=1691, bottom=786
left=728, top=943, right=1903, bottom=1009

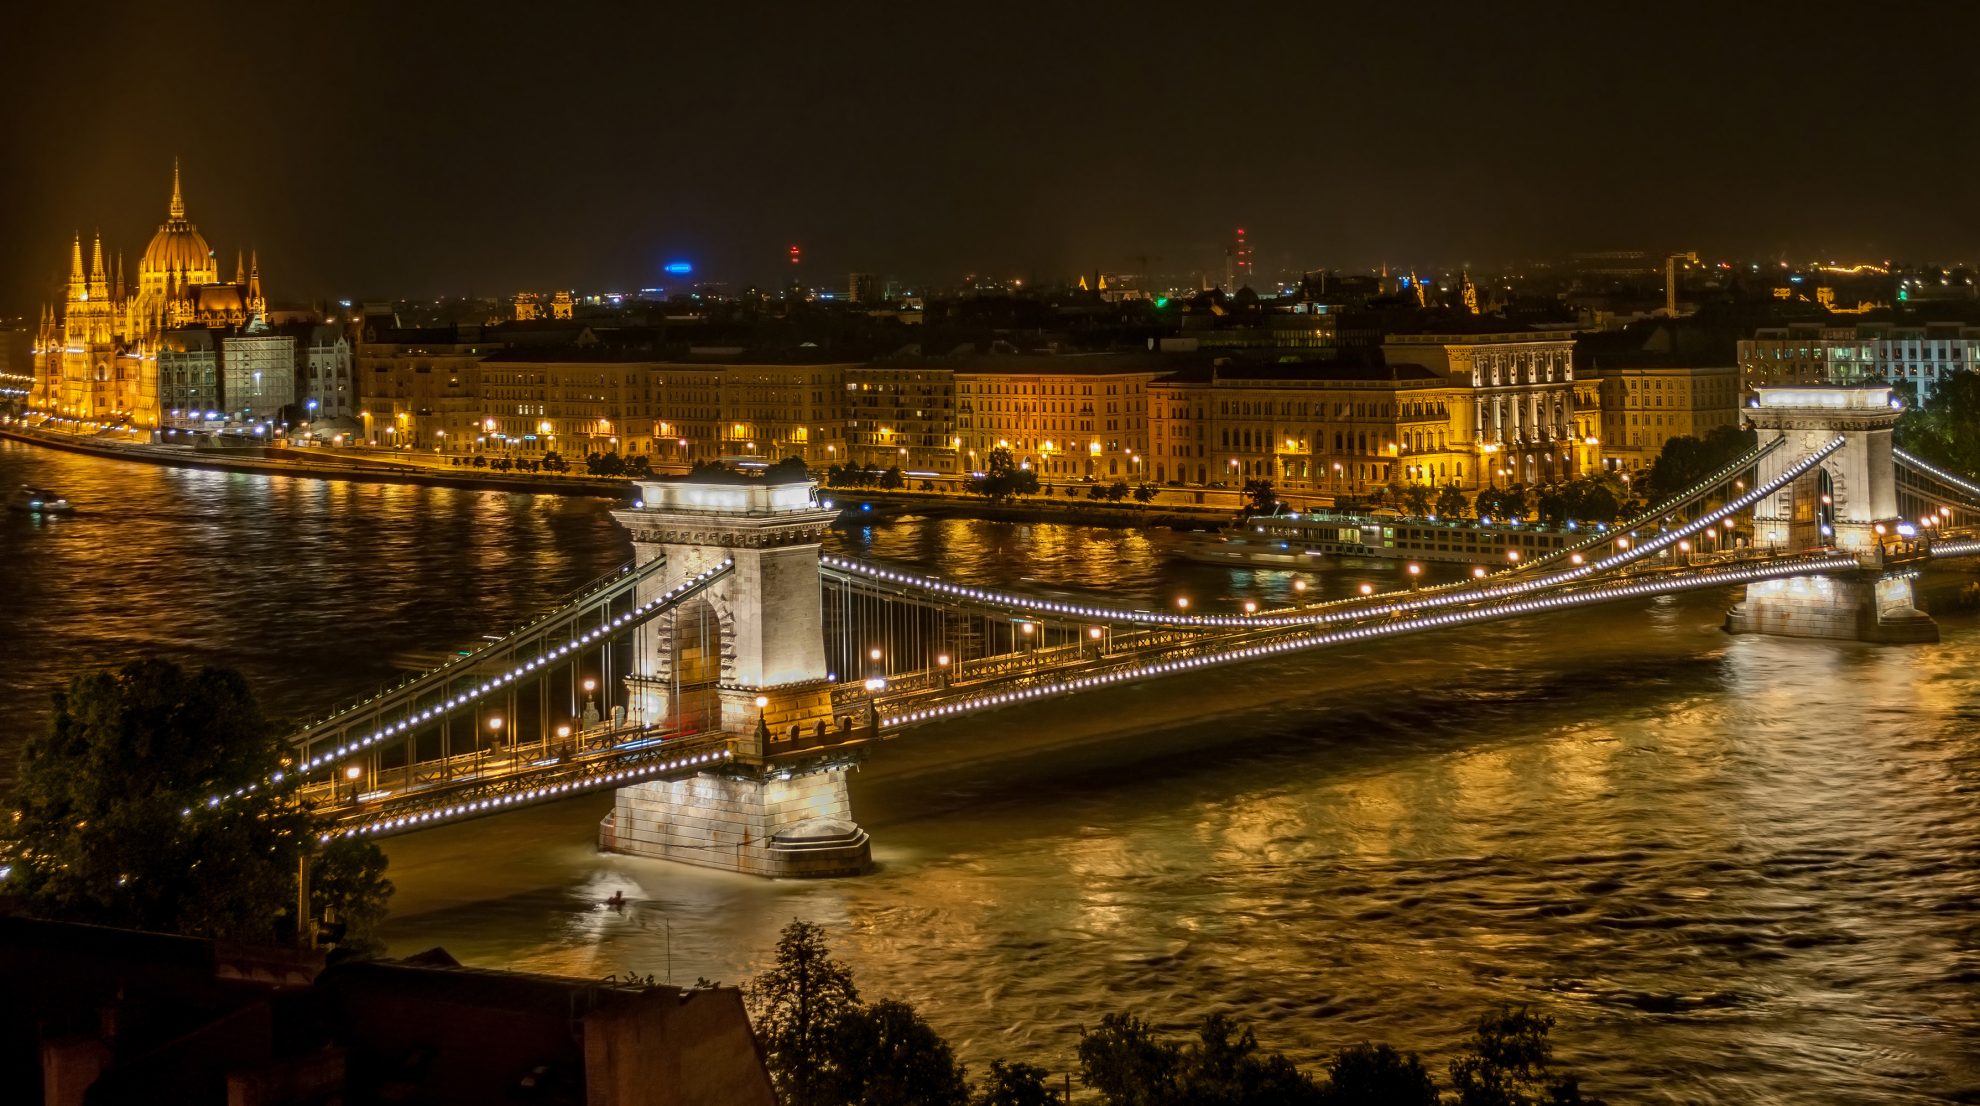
left=1725, top=385, right=1937, bottom=643
left=600, top=470, right=872, bottom=877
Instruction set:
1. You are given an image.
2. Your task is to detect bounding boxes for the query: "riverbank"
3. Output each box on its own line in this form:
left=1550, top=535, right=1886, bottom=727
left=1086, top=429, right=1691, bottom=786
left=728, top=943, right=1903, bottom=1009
left=825, top=486, right=1234, bottom=529
left=0, top=424, right=634, bottom=499
left=3, top=423, right=1248, bottom=529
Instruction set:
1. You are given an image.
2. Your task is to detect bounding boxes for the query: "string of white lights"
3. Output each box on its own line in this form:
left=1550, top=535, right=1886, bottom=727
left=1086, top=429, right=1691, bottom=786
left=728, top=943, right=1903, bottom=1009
left=322, top=747, right=735, bottom=840
left=1893, top=449, right=1980, bottom=503
left=825, top=436, right=1845, bottom=636
left=880, top=553, right=1861, bottom=730
left=297, top=561, right=734, bottom=772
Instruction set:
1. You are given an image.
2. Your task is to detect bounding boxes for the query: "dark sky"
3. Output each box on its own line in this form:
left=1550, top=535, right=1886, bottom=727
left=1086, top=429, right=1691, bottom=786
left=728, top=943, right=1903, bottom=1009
left=6, top=1, right=1978, bottom=310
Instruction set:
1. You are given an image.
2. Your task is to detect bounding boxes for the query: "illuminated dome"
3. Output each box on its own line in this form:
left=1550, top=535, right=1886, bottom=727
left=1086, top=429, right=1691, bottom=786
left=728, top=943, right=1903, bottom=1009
left=137, top=161, right=218, bottom=292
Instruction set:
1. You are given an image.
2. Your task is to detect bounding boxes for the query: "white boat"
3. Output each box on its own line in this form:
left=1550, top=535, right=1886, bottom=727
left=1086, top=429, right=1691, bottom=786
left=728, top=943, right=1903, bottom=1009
left=8, top=486, right=74, bottom=514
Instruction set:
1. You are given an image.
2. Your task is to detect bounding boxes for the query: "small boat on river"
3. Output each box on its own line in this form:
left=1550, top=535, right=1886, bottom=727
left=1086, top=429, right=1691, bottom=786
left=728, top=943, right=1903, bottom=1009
left=7, top=486, right=74, bottom=514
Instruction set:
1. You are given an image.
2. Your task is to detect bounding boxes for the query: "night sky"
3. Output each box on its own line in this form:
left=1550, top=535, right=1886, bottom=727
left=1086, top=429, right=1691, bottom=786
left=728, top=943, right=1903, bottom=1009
left=6, top=1, right=1977, bottom=309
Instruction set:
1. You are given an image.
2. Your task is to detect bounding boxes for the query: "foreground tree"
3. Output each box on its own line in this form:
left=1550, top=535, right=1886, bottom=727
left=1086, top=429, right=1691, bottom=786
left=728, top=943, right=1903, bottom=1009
left=975, top=1060, right=1059, bottom=1106
left=1323, top=1042, right=1438, bottom=1105
left=1079, top=1012, right=1320, bottom=1106
left=311, top=835, right=396, bottom=955
left=820, top=998, right=970, bottom=1106
left=1078, top=1013, right=1181, bottom=1104
left=1448, top=1006, right=1604, bottom=1106
left=4, top=660, right=389, bottom=945
left=748, top=920, right=862, bottom=1106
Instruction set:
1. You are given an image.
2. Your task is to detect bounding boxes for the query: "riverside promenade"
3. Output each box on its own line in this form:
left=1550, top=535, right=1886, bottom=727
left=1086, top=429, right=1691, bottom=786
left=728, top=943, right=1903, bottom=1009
left=0, top=422, right=632, bottom=498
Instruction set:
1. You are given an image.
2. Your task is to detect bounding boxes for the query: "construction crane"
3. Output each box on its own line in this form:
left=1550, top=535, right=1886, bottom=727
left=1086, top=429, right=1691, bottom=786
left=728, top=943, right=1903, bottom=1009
left=1665, top=251, right=1700, bottom=317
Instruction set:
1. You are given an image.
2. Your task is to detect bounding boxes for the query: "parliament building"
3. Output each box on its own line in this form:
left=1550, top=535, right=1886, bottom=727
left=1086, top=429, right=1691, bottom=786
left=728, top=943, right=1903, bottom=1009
left=30, top=162, right=267, bottom=430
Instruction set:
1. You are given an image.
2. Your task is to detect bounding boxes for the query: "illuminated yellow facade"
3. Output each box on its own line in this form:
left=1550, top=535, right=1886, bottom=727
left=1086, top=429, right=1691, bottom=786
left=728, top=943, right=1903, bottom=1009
left=29, top=162, right=266, bottom=431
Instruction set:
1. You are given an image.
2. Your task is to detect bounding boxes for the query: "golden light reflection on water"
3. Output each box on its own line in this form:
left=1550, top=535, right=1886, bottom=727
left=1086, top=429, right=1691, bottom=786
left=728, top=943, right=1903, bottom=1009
left=4, top=448, right=1978, bottom=1103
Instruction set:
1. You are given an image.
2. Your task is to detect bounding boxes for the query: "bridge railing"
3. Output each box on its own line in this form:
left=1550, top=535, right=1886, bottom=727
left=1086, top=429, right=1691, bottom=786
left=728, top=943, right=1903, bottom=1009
left=319, top=732, right=736, bottom=839
left=291, top=559, right=735, bottom=773
left=1894, top=449, right=1980, bottom=506
left=872, top=551, right=1864, bottom=733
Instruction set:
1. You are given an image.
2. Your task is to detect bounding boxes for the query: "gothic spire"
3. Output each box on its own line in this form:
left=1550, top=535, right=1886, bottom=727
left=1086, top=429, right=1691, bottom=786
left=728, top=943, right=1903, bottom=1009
left=70, top=233, right=84, bottom=284
left=235, top=250, right=245, bottom=285
left=90, top=232, right=105, bottom=280
left=169, top=158, right=186, bottom=220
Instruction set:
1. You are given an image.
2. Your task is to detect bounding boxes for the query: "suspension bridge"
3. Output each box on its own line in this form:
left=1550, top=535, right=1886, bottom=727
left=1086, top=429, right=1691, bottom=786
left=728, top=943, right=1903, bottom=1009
left=272, top=384, right=1980, bottom=877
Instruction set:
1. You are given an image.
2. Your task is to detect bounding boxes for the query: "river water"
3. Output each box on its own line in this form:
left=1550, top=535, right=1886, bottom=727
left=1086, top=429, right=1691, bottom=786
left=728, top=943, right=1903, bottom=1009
left=2, top=439, right=1976, bottom=1104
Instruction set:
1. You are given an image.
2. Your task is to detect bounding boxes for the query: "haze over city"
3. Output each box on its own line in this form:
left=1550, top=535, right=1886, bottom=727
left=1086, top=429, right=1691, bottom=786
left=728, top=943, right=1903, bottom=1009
left=7, top=0, right=1978, bottom=308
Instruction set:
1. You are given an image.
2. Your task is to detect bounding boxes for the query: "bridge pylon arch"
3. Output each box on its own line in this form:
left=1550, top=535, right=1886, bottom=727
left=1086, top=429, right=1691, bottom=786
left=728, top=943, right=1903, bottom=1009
left=602, top=472, right=871, bottom=877
left=1727, top=386, right=1937, bottom=643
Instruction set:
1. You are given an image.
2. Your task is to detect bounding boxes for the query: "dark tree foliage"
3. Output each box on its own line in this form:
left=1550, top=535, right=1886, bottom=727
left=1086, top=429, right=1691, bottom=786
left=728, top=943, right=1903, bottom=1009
left=1475, top=483, right=1533, bottom=523
left=1242, top=478, right=1277, bottom=515
left=974, top=1060, right=1059, bottom=1106
left=1448, top=1006, right=1605, bottom=1106
left=1182, top=1013, right=1324, bottom=1106
left=765, top=456, right=810, bottom=483
left=1078, top=1013, right=1321, bottom=1106
left=1436, top=482, right=1470, bottom=519
left=1533, top=475, right=1627, bottom=527
left=968, top=447, right=1040, bottom=502
left=820, top=999, right=970, bottom=1106
left=311, top=836, right=395, bottom=955
left=1644, top=423, right=1757, bottom=503
left=3, top=660, right=389, bottom=946
left=747, top=919, right=861, bottom=1106
left=880, top=465, right=906, bottom=490
left=1078, top=1013, right=1181, bottom=1105
left=1896, top=372, right=1980, bottom=478
left=1323, top=1042, right=1439, bottom=1106
left=1133, top=483, right=1160, bottom=504
left=1400, top=483, right=1434, bottom=517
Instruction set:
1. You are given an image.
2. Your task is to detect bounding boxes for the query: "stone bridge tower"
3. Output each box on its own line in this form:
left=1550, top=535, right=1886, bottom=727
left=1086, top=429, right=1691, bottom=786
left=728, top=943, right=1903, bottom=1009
left=1726, top=385, right=1936, bottom=643
left=602, top=472, right=870, bottom=877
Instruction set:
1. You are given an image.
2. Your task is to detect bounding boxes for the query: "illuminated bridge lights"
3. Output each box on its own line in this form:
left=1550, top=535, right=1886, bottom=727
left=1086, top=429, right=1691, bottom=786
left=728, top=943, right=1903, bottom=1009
left=826, top=438, right=1843, bottom=644
left=294, top=561, right=734, bottom=774
left=1895, top=449, right=1980, bottom=501
left=324, top=747, right=735, bottom=839
left=879, top=554, right=1861, bottom=730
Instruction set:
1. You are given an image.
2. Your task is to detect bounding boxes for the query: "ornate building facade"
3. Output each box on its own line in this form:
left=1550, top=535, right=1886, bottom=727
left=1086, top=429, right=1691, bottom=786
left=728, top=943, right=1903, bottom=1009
left=30, top=162, right=265, bottom=430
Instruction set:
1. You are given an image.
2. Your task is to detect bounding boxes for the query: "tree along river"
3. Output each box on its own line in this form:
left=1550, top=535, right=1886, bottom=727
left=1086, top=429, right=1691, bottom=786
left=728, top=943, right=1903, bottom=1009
left=1, top=439, right=1976, bottom=1104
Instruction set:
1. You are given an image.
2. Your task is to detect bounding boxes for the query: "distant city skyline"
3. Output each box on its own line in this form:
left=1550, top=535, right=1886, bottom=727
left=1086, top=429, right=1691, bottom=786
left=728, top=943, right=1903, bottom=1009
left=7, top=2, right=1978, bottom=310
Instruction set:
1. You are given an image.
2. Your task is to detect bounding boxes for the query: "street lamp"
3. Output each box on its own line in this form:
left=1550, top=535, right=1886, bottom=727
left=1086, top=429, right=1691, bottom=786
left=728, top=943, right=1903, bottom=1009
left=936, top=653, right=952, bottom=688
left=1358, top=583, right=1374, bottom=596
left=1175, top=596, right=1190, bottom=611
left=1405, top=562, right=1422, bottom=589
left=344, top=764, right=363, bottom=803
left=1242, top=600, right=1258, bottom=614
left=489, top=715, right=504, bottom=752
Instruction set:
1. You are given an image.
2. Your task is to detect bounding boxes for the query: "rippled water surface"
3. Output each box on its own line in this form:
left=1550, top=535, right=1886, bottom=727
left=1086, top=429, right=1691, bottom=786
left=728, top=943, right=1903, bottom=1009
left=2, top=441, right=1976, bottom=1104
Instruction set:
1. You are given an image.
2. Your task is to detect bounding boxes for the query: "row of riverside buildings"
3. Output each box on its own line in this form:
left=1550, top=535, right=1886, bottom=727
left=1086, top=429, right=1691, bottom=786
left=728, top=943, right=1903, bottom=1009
left=352, top=314, right=1756, bottom=496
left=27, top=164, right=1977, bottom=492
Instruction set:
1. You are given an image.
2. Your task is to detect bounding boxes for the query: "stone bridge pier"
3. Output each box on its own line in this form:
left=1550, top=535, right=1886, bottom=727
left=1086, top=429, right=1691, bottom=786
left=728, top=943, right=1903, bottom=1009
left=1724, top=385, right=1937, bottom=643
left=600, top=472, right=870, bottom=877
